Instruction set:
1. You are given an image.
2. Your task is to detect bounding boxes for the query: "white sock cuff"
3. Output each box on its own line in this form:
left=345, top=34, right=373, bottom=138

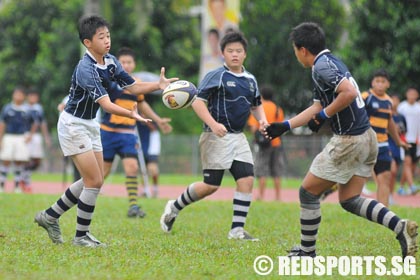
left=234, top=191, right=252, bottom=202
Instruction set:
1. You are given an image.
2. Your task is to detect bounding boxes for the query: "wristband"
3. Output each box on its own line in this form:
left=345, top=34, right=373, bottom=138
left=284, top=120, right=291, bottom=130
left=319, top=109, right=330, bottom=119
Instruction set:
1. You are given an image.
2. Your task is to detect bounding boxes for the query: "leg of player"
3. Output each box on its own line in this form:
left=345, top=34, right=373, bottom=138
left=257, top=176, right=266, bottom=200
left=389, top=159, right=398, bottom=205
left=13, top=162, right=26, bottom=193
left=339, top=175, right=418, bottom=258
left=35, top=151, right=106, bottom=247
left=147, top=161, right=159, bottom=198
left=288, top=173, right=335, bottom=257
left=273, top=176, right=281, bottom=201
left=227, top=160, right=259, bottom=241
left=376, top=169, right=391, bottom=207
left=70, top=151, right=106, bottom=247
left=0, top=161, right=10, bottom=192
left=122, top=157, right=146, bottom=218
left=160, top=170, right=222, bottom=233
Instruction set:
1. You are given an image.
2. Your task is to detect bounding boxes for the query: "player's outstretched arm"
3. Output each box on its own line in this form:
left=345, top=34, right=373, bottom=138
left=126, top=67, right=178, bottom=95
left=250, top=105, right=268, bottom=131
left=138, top=101, right=173, bottom=134
left=98, top=96, right=151, bottom=123
left=191, top=98, right=227, bottom=137
left=265, top=102, right=322, bottom=138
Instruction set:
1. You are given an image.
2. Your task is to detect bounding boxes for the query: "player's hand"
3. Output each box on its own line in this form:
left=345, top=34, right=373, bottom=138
left=258, top=119, right=269, bottom=133
left=158, top=118, right=173, bottom=134
left=158, top=67, right=179, bottom=90
left=131, top=103, right=152, bottom=123
left=24, top=134, right=32, bottom=143
left=307, top=110, right=329, bottom=133
left=210, top=123, right=228, bottom=137
left=264, top=121, right=290, bottom=139
left=400, top=141, right=411, bottom=150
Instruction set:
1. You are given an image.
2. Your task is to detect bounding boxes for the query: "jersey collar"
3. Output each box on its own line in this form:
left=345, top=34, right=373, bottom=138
left=85, top=50, right=98, bottom=63
left=313, top=49, right=331, bottom=65
left=223, top=63, right=246, bottom=76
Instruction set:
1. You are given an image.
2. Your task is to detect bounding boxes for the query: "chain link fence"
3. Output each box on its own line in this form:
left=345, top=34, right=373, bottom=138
left=42, top=134, right=330, bottom=179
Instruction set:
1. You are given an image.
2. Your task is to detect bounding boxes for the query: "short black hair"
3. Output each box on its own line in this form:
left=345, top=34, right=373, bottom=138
left=371, top=68, right=390, bottom=82
left=27, top=87, right=39, bottom=95
left=78, top=15, right=109, bottom=43
left=290, top=22, right=325, bottom=55
left=13, top=86, right=27, bottom=94
left=117, top=47, right=136, bottom=60
left=260, top=85, right=275, bottom=101
left=220, top=30, right=248, bottom=52
left=208, top=28, right=220, bottom=38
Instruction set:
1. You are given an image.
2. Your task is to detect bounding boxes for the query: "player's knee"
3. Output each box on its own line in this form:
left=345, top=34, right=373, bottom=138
left=147, top=163, right=159, bottom=177
left=203, top=169, right=224, bottom=187
left=299, top=186, right=320, bottom=209
left=202, top=183, right=218, bottom=196
left=340, top=195, right=362, bottom=213
left=83, top=177, right=104, bottom=188
left=230, top=161, right=254, bottom=181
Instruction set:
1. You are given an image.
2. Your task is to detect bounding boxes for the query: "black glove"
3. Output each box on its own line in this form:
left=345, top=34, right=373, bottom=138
left=265, top=121, right=290, bottom=139
left=307, top=110, right=328, bottom=132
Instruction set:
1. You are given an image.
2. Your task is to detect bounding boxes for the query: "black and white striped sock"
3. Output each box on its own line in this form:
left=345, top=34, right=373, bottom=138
left=14, top=165, right=23, bottom=188
left=45, top=179, right=84, bottom=220
left=299, top=187, right=321, bottom=254
left=341, top=195, right=402, bottom=234
left=173, top=183, right=200, bottom=212
left=231, top=191, right=252, bottom=230
left=76, top=188, right=100, bottom=237
left=0, top=165, right=8, bottom=188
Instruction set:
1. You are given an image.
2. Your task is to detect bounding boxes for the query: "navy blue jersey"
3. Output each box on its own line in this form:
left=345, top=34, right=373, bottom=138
left=197, top=65, right=261, bottom=133
left=28, top=103, right=45, bottom=133
left=65, top=51, right=135, bottom=120
left=312, top=50, right=370, bottom=135
left=0, top=103, right=34, bottom=134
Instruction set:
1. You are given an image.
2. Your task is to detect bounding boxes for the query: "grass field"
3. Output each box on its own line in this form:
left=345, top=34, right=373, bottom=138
left=1, top=193, right=418, bottom=279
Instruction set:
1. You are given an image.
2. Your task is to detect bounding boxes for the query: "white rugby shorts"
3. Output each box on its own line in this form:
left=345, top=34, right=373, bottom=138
left=57, top=111, right=102, bottom=156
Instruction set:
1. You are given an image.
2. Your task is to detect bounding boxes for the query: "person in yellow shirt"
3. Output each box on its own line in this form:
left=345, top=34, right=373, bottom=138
left=248, top=85, right=285, bottom=200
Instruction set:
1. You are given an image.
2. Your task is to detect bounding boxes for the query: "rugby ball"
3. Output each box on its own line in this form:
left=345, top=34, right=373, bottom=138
left=162, top=80, right=197, bottom=109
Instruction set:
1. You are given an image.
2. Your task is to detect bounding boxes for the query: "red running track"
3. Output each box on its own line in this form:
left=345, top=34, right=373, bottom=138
left=3, top=181, right=419, bottom=208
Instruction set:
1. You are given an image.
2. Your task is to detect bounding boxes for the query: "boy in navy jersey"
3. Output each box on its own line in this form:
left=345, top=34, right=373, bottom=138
left=0, top=87, right=37, bottom=193
left=265, top=22, right=417, bottom=258
left=160, top=31, right=268, bottom=241
left=34, top=15, right=176, bottom=247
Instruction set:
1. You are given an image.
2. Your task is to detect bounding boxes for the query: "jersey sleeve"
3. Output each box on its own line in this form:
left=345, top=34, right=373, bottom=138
left=313, top=59, right=346, bottom=94
left=252, top=79, right=261, bottom=107
left=197, top=69, right=222, bottom=102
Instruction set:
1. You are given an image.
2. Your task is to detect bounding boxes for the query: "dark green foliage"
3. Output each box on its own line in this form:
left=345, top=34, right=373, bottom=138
left=0, top=0, right=84, bottom=128
left=339, top=0, right=420, bottom=94
left=240, top=0, right=346, bottom=114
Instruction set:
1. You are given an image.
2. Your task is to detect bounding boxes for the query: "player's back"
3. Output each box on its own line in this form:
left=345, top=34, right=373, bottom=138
left=312, top=50, right=370, bottom=136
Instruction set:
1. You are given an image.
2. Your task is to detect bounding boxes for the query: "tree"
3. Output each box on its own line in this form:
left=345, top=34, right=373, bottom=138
left=0, top=0, right=84, bottom=127
left=108, top=0, right=204, bottom=134
left=240, top=0, right=346, bottom=115
left=339, top=0, right=420, bottom=94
